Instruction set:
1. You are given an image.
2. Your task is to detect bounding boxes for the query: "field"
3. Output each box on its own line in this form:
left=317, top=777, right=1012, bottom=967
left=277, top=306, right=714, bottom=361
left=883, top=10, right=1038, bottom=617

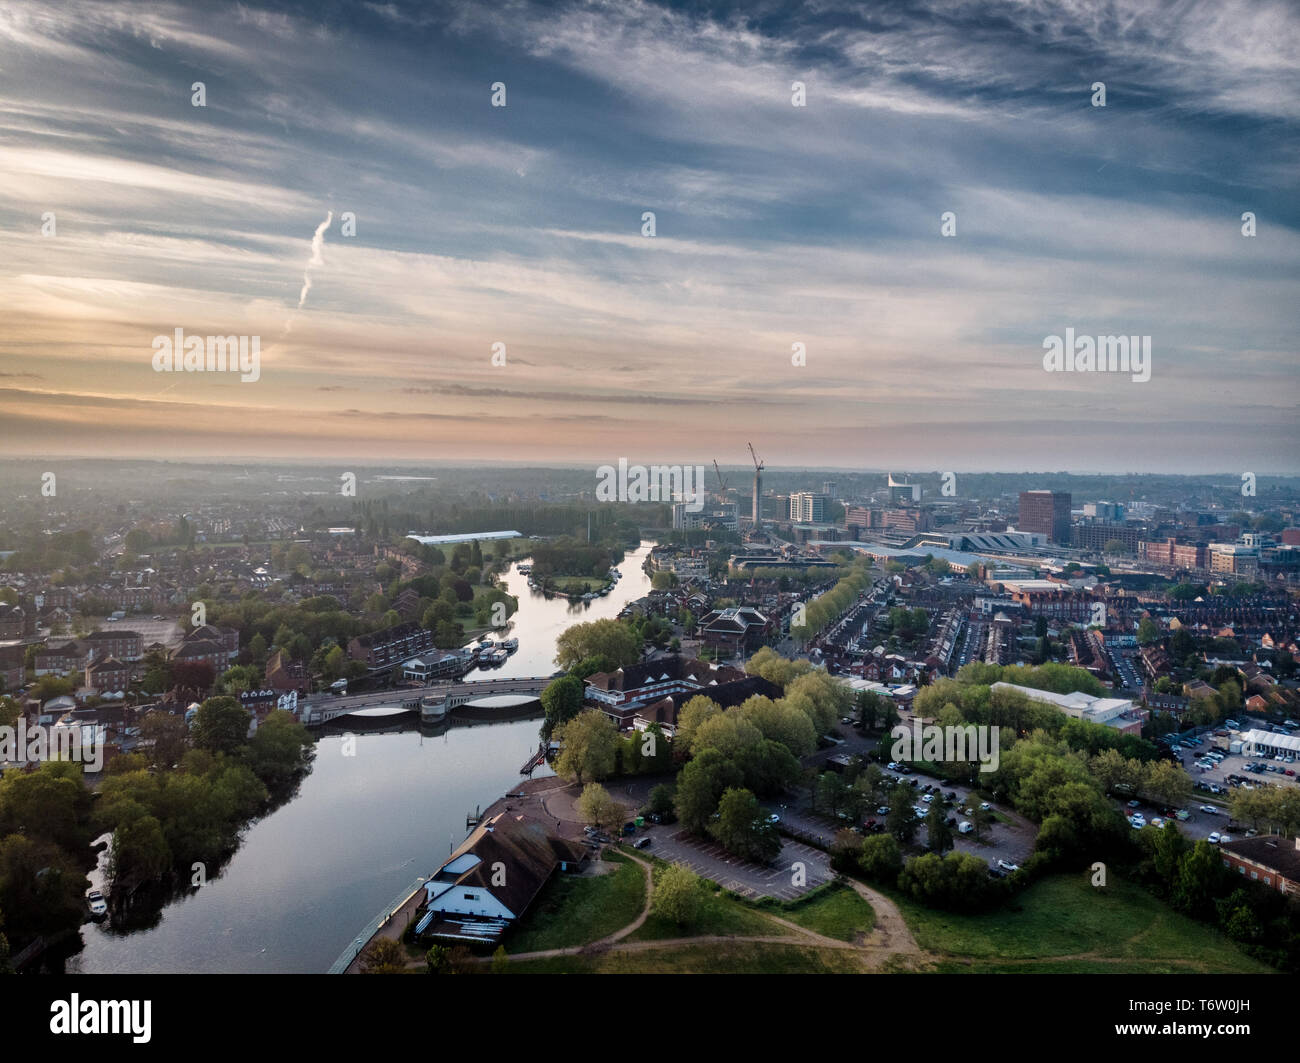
left=503, top=858, right=646, bottom=953
left=889, top=872, right=1272, bottom=974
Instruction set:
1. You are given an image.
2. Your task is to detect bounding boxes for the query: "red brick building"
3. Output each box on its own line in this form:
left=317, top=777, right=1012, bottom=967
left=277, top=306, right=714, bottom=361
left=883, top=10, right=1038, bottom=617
left=1219, top=836, right=1300, bottom=895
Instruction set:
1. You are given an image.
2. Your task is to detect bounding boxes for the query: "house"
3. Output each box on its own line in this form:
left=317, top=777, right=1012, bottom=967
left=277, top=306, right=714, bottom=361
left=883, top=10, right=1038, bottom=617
left=411, top=813, right=587, bottom=946
left=265, top=649, right=309, bottom=693
left=181, top=625, right=239, bottom=665
left=1219, top=836, right=1300, bottom=895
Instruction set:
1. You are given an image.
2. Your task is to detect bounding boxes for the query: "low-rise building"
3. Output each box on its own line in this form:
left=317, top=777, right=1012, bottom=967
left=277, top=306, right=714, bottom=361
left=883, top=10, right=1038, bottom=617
left=1218, top=836, right=1300, bottom=895
left=412, top=812, right=587, bottom=946
left=347, top=621, right=435, bottom=669
left=990, top=681, right=1146, bottom=734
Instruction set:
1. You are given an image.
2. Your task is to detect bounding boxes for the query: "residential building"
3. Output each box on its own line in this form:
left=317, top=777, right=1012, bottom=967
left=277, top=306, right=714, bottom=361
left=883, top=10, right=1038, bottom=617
left=347, top=621, right=435, bottom=669
left=85, top=656, right=133, bottom=693
left=789, top=492, right=828, bottom=523
left=83, top=629, right=144, bottom=662
left=265, top=649, right=309, bottom=693
left=0, top=644, right=23, bottom=692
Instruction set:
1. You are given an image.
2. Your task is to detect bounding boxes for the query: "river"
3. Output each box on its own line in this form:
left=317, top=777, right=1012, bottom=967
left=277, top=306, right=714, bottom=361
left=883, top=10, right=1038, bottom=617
left=69, top=539, right=654, bottom=973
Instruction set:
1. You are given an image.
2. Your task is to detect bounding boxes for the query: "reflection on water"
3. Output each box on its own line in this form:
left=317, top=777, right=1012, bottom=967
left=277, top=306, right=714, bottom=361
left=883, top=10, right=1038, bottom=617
left=68, top=541, right=653, bottom=973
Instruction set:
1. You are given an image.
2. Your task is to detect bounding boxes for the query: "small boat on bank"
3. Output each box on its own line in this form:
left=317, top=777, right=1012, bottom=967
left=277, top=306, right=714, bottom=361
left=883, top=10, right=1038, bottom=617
left=482, top=648, right=508, bottom=665
left=500, top=638, right=519, bottom=652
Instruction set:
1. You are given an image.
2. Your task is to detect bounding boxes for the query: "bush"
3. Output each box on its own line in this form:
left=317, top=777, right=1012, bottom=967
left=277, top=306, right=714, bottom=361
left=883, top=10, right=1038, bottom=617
left=857, top=834, right=903, bottom=886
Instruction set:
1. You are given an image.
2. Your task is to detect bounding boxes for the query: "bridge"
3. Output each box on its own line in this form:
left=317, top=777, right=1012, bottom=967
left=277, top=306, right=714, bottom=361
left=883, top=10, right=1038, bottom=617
left=302, top=676, right=553, bottom=725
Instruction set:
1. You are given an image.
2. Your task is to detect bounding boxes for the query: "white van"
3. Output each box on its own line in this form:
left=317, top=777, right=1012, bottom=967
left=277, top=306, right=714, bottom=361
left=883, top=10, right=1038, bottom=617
left=958, top=821, right=973, bottom=834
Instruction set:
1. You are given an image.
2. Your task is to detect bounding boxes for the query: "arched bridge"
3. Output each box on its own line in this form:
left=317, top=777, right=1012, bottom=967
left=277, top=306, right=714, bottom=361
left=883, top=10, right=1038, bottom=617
left=302, top=676, right=553, bottom=725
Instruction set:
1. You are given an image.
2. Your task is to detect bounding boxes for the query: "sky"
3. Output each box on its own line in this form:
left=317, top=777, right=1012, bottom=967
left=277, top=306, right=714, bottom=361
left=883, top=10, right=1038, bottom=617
left=0, top=0, right=1297, bottom=473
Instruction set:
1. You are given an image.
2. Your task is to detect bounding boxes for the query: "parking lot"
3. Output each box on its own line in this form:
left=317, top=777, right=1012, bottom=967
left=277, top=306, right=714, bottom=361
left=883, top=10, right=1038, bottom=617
left=766, top=764, right=1036, bottom=871
left=94, top=616, right=183, bottom=647
left=635, top=825, right=832, bottom=901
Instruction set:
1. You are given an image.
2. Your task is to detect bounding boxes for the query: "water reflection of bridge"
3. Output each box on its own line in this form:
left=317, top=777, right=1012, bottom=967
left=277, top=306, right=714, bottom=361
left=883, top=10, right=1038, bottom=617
left=303, top=676, right=552, bottom=726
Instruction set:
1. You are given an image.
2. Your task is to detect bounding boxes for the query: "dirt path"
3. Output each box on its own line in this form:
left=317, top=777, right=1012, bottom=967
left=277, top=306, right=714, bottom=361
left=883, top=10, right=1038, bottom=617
left=497, top=855, right=930, bottom=971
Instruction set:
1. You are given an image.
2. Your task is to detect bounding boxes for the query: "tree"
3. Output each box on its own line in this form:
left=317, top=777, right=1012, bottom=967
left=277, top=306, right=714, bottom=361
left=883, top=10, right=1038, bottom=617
left=245, top=710, right=314, bottom=791
left=555, top=619, right=641, bottom=672
left=1140, top=759, right=1191, bottom=809
left=425, top=944, right=451, bottom=974
left=1137, top=618, right=1161, bottom=646
left=926, top=798, right=954, bottom=853
left=675, top=696, right=722, bottom=756
left=540, top=674, right=584, bottom=740
left=191, top=696, right=251, bottom=755
left=651, top=863, right=703, bottom=927
left=711, top=787, right=781, bottom=863
left=553, top=710, right=618, bottom=785
left=857, top=833, right=903, bottom=884
left=1172, top=841, right=1229, bottom=920
left=359, top=937, right=407, bottom=973
left=647, top=783, right=676, bottom=819
left=675, top=749, right=743, bottom=832
left=885, top=784, right=918, bottom=843
left=577, top=782, right=624, bottom=834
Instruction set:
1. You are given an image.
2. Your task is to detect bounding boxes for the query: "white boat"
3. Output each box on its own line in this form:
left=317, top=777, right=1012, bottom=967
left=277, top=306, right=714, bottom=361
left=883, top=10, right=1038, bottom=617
left=500, top=638, right=519, bottom=651
left=483, top=648, right=508, bottom=665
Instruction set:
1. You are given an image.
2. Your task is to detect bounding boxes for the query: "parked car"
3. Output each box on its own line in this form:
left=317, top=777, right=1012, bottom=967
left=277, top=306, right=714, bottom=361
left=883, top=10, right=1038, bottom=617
left=1199, top=804, right=1219, bottom=814
left=1208, top=832, right=1222, bottom=844
left=979, top=802, right=992, bottom=811
left=996, top=860, right=1020, bottom=872
left=958, top=821, right=974, bottom=834
left=876, top=806, right=890, bottom=815
left=633, top=836, right=652, bottom=849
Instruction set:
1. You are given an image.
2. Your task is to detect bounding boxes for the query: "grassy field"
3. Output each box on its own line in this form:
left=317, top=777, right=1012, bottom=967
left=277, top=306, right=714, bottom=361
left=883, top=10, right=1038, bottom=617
left=778, top=884, right=876, bottom=942
left=506, top=942, right=865, bottom=974
left=503, top=861, right=646, bottom=953
left=629, top=866, right=788, bottom=941
left=890, top=872, right=1272, bottom=974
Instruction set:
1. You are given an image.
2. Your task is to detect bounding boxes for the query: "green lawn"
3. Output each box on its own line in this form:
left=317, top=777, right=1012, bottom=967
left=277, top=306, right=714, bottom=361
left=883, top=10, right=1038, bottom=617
left=505, top=941, right=864, bottom=974
left=503, top=862, right=646, bottom=953
left=779, top=884, right=876, bottom=942
left=889, top=873, right=1271, bottom=974
left=629, top=865, right=788, bottom=941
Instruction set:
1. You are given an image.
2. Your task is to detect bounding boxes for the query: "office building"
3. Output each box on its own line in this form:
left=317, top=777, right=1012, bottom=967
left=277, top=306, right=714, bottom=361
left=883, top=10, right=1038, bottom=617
left=1018, top=490, right=1072, bottom=544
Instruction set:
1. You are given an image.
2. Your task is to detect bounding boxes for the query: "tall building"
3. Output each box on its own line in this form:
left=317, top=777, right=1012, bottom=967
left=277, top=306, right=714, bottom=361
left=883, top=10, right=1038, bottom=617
left=1018, top=490, right=1072, bottom=544
left=752, top=468, right=763, bottom=526
left=887, top=474, right=920, bottom=504
left=789, top=492, right=828, bottom=522
left=822, top=481, right=838, bottom=499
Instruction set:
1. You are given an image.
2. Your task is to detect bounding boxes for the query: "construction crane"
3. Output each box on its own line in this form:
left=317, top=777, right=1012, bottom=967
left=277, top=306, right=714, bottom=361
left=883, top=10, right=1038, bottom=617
left=748, top=443, right=765, bottom=528
left=712, top=459, right=729, bottom=494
